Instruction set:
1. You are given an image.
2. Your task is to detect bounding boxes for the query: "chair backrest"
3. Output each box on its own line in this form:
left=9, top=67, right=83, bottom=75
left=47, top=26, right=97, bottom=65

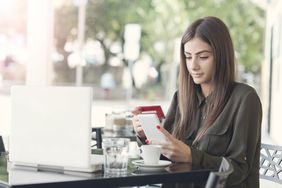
left=260, top=143, right=282, bottom=184
left=205, top=157, right=234, bottom=188
left=92, top=127, right=102, bottom=149
left=0, top=136, right=5, bottom=154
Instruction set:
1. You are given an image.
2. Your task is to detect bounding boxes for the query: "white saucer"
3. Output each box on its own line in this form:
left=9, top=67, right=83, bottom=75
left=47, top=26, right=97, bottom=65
left=132, top=160, right=172, bottom=171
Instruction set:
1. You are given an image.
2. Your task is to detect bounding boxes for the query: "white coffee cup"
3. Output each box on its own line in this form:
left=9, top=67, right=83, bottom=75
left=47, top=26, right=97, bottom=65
left=140, top=145, right=161, bottom=165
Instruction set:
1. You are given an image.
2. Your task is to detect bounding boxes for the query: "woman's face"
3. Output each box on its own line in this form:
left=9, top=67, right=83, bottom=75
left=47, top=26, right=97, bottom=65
left=184, top=37, right=214, bottom=87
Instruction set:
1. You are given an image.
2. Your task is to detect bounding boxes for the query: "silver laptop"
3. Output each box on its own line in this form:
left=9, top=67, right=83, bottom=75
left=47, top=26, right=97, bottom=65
left=9, top=86, right=103, bottom=173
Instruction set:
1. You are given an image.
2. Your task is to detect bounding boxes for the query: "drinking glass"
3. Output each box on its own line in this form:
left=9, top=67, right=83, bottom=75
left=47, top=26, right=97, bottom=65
left=103, top=138, right=130, bottom=174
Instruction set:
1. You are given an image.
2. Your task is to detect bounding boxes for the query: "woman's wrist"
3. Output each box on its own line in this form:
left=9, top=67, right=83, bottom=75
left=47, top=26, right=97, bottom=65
left=136, top=134, right=146, bottom=144
left=186, top=145, right=192, bottom=163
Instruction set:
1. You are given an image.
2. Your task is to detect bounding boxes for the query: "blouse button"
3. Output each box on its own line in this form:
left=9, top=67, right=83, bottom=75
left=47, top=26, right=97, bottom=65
left=194, top=142, right=199, bottom=149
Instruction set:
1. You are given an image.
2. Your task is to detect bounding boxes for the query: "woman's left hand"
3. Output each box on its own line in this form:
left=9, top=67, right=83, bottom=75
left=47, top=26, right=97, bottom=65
left=150, top=125, right=192, bottom=163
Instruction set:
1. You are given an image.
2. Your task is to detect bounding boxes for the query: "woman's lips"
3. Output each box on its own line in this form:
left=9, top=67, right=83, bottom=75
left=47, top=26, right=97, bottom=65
left=192, top=73, right=203, bottom=78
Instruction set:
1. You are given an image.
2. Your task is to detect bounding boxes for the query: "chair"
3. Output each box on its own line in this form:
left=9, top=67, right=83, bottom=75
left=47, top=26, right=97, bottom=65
left=205, top=157, right=234, bottom=188
left=92, top=127, right=102, bottom=149
left=260, top=143, right=282, bottom=184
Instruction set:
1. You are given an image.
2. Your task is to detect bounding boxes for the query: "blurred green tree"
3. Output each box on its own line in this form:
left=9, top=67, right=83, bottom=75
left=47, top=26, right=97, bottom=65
left=181, top=0, right=265, bottom=73
left=53, top=0, right=264, bottom=84
left=53, top=2, right=77, bottom=83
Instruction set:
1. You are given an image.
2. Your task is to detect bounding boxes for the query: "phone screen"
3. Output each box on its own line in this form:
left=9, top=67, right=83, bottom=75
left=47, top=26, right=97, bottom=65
left=137, top=113, right=166, bottom=142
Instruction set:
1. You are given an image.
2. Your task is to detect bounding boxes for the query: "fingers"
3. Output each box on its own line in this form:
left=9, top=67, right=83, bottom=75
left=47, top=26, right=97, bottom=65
left=160, top=148, right=173, bottom=159
left=131, top=107, right=141, bottom=115
left=135, top=126, right=143, bottom=133
left=149, top=139, right=165, bottom=145
left=145, top=127, right=191, bottom=162
left=159, top=140, right=192, bottom=163
left=156, top=125, right=174, bottom=142
left=147, top=125, right=175, bottom=145
left=132, top=115, right=140, bottom=125
left=132, top=115, right=146, bottom=139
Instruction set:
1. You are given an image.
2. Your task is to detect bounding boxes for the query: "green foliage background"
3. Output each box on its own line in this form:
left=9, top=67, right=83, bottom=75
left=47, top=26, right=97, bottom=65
left=54, top=0, right=265, bottom=84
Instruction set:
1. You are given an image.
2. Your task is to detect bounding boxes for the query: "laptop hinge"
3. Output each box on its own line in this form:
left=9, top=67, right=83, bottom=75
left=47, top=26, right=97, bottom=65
left=37, top=164, right=64, bottom=173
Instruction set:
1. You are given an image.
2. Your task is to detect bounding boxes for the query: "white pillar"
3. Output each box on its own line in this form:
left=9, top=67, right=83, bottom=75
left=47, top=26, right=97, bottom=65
left=123, top=24, right=141, bottom=101
left=26, top=0, right=54, bottom=85
left=166, top=38, right=180, bottom=99
left=75, top=2, right=86, bottom=86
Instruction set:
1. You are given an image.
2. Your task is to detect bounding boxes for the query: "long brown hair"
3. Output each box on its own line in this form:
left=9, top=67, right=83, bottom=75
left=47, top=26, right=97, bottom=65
left=173, top=16, right=235, bottom=142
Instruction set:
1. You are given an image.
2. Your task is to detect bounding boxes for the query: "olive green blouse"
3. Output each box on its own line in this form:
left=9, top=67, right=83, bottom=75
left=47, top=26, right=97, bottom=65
left=163, top=82, right=262, bottom=188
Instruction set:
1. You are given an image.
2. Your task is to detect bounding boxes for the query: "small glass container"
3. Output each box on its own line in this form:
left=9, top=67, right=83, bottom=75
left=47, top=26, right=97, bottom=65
left=103, top=138, right=130, bottom=174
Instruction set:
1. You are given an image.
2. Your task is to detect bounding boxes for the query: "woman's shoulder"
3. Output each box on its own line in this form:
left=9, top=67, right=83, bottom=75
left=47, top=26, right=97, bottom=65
left=230, top=82, right=261, bottom=103
left=232, top=82, right=258, bottom=96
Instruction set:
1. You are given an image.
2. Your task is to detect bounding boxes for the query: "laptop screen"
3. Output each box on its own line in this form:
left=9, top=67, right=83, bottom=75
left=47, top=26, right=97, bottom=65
left=9, top=86, right=93, bottom=170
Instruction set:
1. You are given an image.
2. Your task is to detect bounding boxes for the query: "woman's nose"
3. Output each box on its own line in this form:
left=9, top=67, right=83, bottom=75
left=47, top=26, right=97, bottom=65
left=190, top=58, right=199, bottom=70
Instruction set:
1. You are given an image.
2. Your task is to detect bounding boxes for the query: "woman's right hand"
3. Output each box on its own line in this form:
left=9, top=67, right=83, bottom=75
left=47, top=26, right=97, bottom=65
left=131, top=108, right=146, bottom=140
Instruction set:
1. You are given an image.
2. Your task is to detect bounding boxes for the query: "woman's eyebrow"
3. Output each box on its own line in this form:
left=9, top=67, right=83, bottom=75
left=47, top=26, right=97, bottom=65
left=184, top=51, right=190, bottom=56
left=184, top=50, right=212, bottom=55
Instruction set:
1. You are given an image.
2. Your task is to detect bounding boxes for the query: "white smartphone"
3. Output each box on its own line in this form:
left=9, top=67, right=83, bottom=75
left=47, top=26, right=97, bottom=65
left=137, top=113, right=166, bottom=142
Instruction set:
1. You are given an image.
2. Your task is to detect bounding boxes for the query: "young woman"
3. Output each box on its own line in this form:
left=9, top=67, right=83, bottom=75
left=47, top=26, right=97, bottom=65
left=132, top=16, right=262, bottom=188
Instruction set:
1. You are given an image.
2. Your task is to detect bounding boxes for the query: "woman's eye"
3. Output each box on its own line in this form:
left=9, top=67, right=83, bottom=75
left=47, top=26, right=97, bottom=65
left=199, top=56, right=208, bottom=59
left=186, top=56, right=192, bottom=60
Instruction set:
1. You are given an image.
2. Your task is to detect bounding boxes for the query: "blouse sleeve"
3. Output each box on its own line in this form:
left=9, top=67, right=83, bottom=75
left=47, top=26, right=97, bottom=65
left=190, top=89, right=262, bottom=186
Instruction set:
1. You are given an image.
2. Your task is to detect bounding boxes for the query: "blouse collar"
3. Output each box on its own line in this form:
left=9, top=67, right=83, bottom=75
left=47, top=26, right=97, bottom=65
left=196, top=89, right=212, bottom=107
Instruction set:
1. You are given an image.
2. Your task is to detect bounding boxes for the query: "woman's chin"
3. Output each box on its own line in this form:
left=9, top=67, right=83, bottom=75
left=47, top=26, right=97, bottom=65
left=192, top=78, right=203, bottom=85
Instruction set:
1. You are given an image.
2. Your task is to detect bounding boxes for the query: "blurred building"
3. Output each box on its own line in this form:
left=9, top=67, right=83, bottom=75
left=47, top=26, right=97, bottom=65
left=254, top=0, right=282, bottom=145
